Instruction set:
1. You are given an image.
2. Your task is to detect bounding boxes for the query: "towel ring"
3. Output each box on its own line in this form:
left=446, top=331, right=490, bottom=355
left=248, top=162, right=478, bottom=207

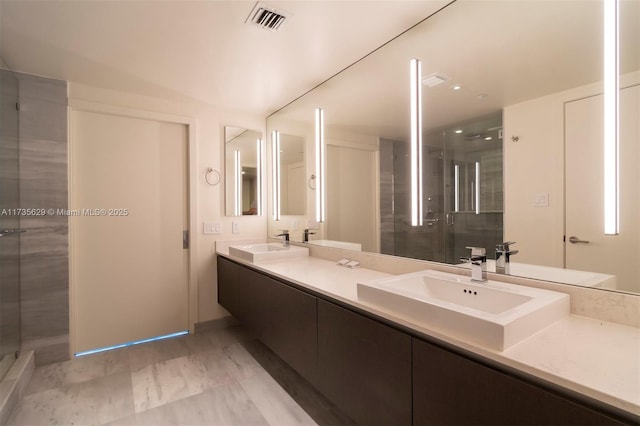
left=205, top=168, right=221, bottom=186
left=308, top=174, right=316, bottom=190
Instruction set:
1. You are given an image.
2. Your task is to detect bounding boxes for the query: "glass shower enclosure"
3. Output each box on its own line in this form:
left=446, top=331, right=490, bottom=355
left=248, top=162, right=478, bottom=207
left=383, top=113, right=504, bottom=265
left=0, top=59, right=21, bottom=380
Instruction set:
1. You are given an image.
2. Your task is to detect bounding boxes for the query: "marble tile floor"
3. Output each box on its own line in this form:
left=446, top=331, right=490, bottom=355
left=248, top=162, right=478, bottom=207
left=7, top=325, right=354, bottom=426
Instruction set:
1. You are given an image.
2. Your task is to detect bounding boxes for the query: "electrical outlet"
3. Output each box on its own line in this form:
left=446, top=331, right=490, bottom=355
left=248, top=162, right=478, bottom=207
left=232, top=221, right=240, bottom=234
left=292, top=220, right=300, bottom=231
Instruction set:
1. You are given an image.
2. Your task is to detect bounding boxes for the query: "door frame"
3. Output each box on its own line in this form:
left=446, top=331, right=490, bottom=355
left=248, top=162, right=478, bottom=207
left=68, top=100, right=198, bottom=357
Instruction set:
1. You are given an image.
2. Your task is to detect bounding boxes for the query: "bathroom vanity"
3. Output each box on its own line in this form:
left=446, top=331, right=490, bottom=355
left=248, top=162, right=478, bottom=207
left=216, top=251, right=639, bottom=425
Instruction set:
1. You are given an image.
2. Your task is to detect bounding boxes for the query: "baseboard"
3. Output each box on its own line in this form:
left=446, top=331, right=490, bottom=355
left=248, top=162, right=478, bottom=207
left=194, top=316, right=239, bottom=333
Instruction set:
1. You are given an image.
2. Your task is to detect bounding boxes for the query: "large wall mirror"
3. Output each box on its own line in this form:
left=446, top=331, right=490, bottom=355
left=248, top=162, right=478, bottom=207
left=225, top=126, right=263, bottom=216
left=266, top=0, right=640, bottom=295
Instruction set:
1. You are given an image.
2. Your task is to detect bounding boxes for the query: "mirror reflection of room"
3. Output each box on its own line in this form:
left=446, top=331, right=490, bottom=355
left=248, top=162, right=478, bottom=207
left=279, top=134, right=305, bottom=216
left=224, top=126, right=262, bottom=216
left=266, top=0, right=639, bottom=294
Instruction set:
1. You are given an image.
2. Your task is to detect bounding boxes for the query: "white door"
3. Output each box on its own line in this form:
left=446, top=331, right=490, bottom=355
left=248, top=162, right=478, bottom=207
left=286, top=161, right=305, bottom=215
left=71, top=110, right=189, bottom=353
left=327, top=144, right=378, bottom=252
left=565, top=85, right=639, bottom=293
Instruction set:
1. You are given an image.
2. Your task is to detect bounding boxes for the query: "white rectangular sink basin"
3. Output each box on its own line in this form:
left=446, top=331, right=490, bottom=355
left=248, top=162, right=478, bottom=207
left=228, top=243, right=309, bottom=263
left=357, top=270, right=569, bottom=351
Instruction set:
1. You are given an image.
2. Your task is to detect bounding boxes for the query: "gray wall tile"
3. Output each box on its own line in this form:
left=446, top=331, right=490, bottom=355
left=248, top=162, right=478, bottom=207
left=17, top=72, right=69, bottom=365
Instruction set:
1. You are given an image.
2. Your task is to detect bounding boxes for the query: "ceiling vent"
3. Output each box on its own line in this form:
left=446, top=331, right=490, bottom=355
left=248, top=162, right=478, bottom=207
left=246, top=2, right=288, bottom=31
left=422, top=73, right=449, bottom=88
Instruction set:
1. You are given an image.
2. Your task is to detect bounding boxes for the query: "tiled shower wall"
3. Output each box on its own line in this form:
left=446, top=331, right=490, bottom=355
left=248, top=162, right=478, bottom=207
left=379, top=133, right=503, bottom=265
left=17, top=72, right=69, bottom=365
left=379, top=139, right=395, bottom=255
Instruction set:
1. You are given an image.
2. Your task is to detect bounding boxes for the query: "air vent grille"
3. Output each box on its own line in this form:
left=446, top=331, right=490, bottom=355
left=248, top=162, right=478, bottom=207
left=247, top=2, right=288, bottom=31
left=422, top=73, right=449, bottom=87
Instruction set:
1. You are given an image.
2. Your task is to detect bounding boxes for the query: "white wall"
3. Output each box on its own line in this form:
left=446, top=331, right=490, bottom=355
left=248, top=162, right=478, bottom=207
left=503, top=72, right=640, bottom=268
left=68, top=83, right=267, bottom=324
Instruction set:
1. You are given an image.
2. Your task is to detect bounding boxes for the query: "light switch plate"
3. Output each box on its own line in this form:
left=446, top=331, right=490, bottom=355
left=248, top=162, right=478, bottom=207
left=232, top=221, right=240, bottom=234
left=533, top=193, right=549, bottom=207
left=203, top=222, right=220, bottom=234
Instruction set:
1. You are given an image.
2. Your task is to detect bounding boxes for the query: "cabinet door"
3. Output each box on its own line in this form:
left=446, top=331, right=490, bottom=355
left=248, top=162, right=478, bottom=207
left=260, top=274, right=318, bottom=384
left=413, top=337, right=623, bottom=426
left=318, top=300, right=412, bottom=426
left=217, top=256, right=239, bottom=317
left=235, top=265, right=270, bottom=338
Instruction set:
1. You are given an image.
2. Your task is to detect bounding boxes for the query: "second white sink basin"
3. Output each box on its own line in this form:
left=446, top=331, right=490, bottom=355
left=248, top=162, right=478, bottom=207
left=229, top=243, right=309, bottom=263
left=357, top=270, right=569, bottom=351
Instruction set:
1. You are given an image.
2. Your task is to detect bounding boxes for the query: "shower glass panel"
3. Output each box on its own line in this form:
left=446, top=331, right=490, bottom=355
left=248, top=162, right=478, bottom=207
left=0, top=62, right=21, bottom=380
left=443, top=114, right=504, bottom=264
left=385, top=113, right=503, bottom=264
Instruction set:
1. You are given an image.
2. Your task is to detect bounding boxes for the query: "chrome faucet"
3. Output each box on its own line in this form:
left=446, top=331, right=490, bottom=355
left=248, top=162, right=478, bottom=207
left=460, top=246, right=487, bottom=282
left=496, top=241, right=519, bottom=274
left=275, top=230, right=290, bottom=247
left=303, top=229, right=315, bottom=243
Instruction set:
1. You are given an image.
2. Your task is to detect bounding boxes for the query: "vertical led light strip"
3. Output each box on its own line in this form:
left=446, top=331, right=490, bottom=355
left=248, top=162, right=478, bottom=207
left=475, top=161, right=480, bottom=215
left=234, top=150, right=242, bottom=216
left=410, top=58, right=423, bottom=226
left=604, top=0, right=620, bottom=235
left=256, top=138, right=262, bottom=216
left=454, top=164, right=460, bottom=212
left=315, top=108, right=326, bottom=223
left=272, top=131, right=281, bottom=221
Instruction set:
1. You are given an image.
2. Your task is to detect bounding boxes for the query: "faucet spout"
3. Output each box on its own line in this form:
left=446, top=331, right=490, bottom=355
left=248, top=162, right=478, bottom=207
left=460, top=246, right=487, bottom=282
left=496, top=241, right=518, bottom=274
left=303, top=229, right=316, bottom=243
left=275, top=230, right=290, bottom=247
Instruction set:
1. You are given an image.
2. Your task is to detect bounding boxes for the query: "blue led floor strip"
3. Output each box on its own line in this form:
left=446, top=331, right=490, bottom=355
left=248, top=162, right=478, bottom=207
left=74, top=330, right=189, bottom=357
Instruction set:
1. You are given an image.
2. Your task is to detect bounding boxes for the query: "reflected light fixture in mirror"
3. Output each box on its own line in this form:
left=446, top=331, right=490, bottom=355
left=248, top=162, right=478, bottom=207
left=604, top=0, right=620, bottom=235
left=315, top=108, right=326, bottom=223
left=256, top=138, right=263, bottom=216
left=454, top=164, right=460, bottom=212
left=410, top=58, right=423, bottom=226
left=272, top=130, right=281, bottom=221
left=234, top=150, right=242, bottom=216
left=475, top=161, right=480, bottom=215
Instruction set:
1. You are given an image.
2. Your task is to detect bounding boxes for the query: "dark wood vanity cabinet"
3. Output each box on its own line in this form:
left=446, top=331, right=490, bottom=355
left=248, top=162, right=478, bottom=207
left=218, top=256, right=633, bottom=426
left=317, top=299, right=412, bottom=426
left=258, top=270, right=318, bottom=384
left=412, top=337, right=625, bottom=426
left=217, top=256, right=241, bottom=320
left=217, top=256, right=317, bottom=383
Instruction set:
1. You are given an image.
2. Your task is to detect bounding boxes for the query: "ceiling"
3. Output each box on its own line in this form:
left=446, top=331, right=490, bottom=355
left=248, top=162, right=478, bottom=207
left=269, top=0, right=639, bottom=141
left=0, top=0, right=450, bottom=116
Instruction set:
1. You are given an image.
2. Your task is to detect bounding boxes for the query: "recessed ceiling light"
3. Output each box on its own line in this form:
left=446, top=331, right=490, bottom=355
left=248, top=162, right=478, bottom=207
left=484, top=136, right=492, bottom=141
left=476, top=93, right=489, bottom=100
left=455, top=129, right=463, bottom=134
left=450, top=84, right=462, bottom=91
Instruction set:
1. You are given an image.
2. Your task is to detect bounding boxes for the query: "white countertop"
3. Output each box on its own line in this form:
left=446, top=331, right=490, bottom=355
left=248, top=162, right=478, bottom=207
left=218, top=251, right=640, bottom=417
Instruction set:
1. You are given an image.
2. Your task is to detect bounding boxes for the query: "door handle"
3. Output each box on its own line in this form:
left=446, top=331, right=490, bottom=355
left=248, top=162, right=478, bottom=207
left=445, top=212, right=454, bottom=226
left=568, top=236, right=590, bottom=244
